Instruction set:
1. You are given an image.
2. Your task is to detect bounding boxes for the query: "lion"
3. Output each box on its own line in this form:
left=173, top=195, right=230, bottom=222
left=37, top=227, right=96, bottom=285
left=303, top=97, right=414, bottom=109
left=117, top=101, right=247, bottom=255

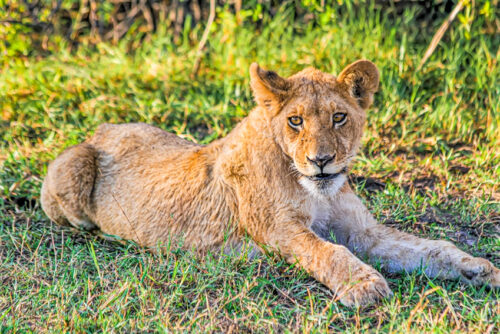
left=41, top=60, right=500, bottom=307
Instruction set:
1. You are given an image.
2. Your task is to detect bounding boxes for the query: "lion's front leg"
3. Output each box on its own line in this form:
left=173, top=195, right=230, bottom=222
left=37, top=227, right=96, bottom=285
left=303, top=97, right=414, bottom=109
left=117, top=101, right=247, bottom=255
left=318, top=187, right=500, bottom=287
left=239, top=207, right=392, bottom=307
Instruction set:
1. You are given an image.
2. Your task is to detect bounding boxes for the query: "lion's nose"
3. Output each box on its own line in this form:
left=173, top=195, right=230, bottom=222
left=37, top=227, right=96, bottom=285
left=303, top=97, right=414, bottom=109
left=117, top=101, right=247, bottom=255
left=307, top=154, right=335, bottom=169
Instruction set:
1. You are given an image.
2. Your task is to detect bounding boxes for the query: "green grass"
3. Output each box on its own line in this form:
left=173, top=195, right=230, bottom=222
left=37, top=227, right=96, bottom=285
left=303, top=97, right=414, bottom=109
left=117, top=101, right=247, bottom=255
left=1, top=3, right=499, bottom=332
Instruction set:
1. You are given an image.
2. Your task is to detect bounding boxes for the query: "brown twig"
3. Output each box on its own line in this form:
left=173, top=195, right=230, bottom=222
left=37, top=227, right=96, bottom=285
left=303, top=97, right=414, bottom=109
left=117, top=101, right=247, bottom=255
left=89, top=0, right=101, bottom=42
left=143, top=0, right=157, bottom=33
left=417, top=0, right=465, bottom=71
left=235, top=0, right=242, bottom=25
left=173, top=0, right=186, bottom=44
left=190, top=0, right=202, bottom=23
left=105, top=0, right=145, bottom=42
left=191, top=0, right=216, bottom=79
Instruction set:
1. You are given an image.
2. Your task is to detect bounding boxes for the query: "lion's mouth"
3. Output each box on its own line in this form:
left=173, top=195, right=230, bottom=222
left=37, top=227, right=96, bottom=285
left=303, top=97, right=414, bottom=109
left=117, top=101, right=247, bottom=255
left=306, top=167, right=348, bottom=182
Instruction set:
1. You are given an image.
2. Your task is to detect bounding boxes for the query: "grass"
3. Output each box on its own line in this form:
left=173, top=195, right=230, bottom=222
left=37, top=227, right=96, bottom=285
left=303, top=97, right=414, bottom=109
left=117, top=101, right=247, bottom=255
left=1, top=2, right=499, bottom=332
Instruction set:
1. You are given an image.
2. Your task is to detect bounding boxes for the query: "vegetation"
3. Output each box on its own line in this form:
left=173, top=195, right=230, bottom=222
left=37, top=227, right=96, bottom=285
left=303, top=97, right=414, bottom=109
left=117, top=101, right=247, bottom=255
left=1, top=1, right=499, bottom=332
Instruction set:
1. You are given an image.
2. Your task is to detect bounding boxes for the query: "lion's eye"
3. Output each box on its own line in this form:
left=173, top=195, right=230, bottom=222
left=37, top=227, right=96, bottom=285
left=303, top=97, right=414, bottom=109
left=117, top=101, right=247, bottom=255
left=333, top=113, right=347, bottom=125
left=288, top=116, right=303, bottom=127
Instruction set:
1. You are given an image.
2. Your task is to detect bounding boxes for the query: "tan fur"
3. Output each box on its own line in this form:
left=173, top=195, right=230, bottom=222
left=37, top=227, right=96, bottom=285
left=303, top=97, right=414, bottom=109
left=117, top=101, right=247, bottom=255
left=41, top=60, right=500, bottom=307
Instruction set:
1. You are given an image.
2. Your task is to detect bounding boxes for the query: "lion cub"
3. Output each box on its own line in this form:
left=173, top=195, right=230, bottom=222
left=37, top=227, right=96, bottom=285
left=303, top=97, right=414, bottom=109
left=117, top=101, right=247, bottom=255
left=41, top=60, right=499, bottom=307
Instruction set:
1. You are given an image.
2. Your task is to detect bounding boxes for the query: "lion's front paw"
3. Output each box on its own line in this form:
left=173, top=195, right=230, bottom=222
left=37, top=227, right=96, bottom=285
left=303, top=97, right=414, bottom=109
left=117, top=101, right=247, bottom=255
left=336, top=271, right=393, bottom=307
left=459, top=257, right=500, bottom=287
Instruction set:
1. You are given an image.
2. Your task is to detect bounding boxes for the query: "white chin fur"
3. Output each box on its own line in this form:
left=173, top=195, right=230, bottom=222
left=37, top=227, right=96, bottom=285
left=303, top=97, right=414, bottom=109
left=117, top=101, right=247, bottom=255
left=299, top=174, right=347, bottom=199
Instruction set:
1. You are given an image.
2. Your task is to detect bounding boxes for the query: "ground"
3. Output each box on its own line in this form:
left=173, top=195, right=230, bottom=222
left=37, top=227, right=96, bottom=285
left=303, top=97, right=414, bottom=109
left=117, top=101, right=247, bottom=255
left=1, top=3, right=499, bottom=332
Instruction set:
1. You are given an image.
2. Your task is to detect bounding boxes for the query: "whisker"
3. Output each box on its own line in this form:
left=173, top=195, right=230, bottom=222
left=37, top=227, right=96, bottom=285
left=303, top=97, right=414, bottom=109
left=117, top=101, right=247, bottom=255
left=286, top=163, right=302, bottom=178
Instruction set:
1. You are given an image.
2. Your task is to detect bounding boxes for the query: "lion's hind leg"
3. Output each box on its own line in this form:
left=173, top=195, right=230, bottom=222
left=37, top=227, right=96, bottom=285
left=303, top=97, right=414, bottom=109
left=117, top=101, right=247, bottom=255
left=41, top=143, right=98, bottom=231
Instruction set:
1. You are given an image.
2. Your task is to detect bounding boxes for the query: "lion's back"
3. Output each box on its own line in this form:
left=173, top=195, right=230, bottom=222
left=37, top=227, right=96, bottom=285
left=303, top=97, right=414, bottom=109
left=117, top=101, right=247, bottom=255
left=89, top=123, right=198, bottom=153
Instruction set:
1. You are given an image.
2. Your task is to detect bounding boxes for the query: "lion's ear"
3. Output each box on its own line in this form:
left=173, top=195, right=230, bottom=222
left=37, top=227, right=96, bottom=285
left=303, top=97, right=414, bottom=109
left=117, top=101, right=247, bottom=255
left=250, top=63, right=291, bottom=113
left=337, top=60, right=379, bottom=109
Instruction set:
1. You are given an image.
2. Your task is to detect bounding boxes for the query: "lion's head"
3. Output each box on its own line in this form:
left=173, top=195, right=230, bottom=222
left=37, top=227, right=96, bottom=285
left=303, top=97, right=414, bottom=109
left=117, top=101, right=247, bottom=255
left=250, top=60, right=379, bottom=197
